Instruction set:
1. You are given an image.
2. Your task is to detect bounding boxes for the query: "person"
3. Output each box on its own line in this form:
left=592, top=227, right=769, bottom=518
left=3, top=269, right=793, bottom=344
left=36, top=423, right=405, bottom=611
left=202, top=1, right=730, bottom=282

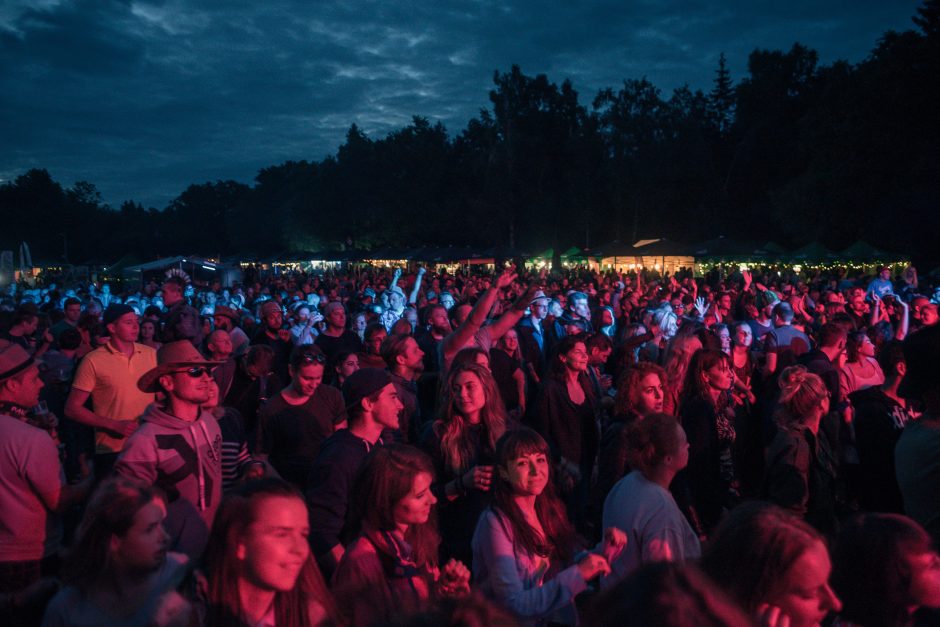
left=676, top=349, right=739, bottom=535
left=114, top=340, right=224, bottom=560
left=472, top=428, right=622, bottom=627
left=65, top=304, right=157, bottom=478
left=138, top=318, right=162, bottom=350
left=222, top=344, right=280, bottom=452
left=202, top=479, right=336, bottom=626
left=895, top=324, right=940, bottom=546
left=257, top=345, right=346, bottom=491
left=206, top=329, right=236, bottom=399
left=586, top=562, right=752, bottom=627
left=416, top=303, right=451, bottom=374
left=762, top=302, right=811, bottom=378
left=212, top=305, right=250, bottom=356
left=601, top=413, right=700, bottom=587
left=865, top=266, right=895, bottom=299
left=517, top=290, right=551, bottom=385
left=534, top=335, right=599, bottom=531
left=203, top=380, right=264, bottom=492
left=595, top=362, right=667, bottom=512
left=489, top=328, right=526, bottom=419
left=251, top=301, right=292, bottom=384
left=332, top=350, right=359, bottom=388
left=42, top=478, right=193, bottom=627
left=358, top=321, right=388, bottom=369
left=701, top=502, right=842, bottom=627
left=762, top=365, right=838, bottom=535
left=849, top=340, right=916, bottom=513
left=0, top=341, right=93, bottom=621
left=314, top=301, right=363, bottom=371
left=729, top=322, right=756, bottom=405
left=831, top=513, right=940, bottom=627
left=306, top=368, right=403, bottom=579
left=422, top=362, right=509, bottom=567
left=661, top=334, right=702, bottom=416
left=333, top=444, right=470, bottom=627
left=49, top=297, right=82, bottom=347
left=840, top=330, right=884, bottom=399
left=382, top=333, right=425, bottom=442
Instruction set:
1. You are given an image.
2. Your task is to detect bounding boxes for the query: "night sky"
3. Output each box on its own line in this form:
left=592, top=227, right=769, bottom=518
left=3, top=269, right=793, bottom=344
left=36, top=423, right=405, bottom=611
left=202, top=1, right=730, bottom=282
left=0, top=0, right=923, bottom=209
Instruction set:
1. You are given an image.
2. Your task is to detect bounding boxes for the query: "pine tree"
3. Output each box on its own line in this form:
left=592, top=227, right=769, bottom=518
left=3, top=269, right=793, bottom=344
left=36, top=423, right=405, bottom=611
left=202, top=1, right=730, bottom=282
left=708, top=52, right=735, bottom=135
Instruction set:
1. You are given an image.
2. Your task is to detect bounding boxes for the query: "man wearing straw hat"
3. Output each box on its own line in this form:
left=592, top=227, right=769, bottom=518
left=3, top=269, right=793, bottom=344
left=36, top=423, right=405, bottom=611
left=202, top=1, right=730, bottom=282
left=114, top=341, right=223, bottom=560
left=0, top=341, right=93, bottom=605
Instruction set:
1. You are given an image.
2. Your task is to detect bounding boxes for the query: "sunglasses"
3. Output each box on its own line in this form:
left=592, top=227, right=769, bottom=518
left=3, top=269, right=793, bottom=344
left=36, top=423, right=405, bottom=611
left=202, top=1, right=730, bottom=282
left=300, top=352, right=327, bottom=364
left=172, top=366, right=213, bottom=378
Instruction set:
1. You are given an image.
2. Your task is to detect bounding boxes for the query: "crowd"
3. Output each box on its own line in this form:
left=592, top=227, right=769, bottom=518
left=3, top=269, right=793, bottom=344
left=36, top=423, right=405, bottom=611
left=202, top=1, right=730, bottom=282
left=1, top=261, right=939, bottom=626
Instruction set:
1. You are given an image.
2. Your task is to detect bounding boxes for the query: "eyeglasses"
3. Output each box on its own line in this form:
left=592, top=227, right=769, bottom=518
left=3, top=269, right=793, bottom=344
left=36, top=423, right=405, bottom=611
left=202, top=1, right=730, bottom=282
left=300, top=352, right=326, bottom=364
left=172, top=367, right=213, bottom=378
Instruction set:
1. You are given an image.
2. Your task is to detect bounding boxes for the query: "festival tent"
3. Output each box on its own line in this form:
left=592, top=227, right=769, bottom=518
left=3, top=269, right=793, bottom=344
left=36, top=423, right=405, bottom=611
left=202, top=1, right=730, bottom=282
left=121, top=256, right=242, bottom=286
left=589, top=239, right=694, bottom=274
left=785, top=241, right=843, bottom=265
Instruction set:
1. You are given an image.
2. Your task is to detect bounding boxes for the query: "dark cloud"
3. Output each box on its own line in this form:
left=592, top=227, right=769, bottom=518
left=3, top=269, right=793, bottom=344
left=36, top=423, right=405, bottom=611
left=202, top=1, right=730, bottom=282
left=0, top=0, right=923, bottom=208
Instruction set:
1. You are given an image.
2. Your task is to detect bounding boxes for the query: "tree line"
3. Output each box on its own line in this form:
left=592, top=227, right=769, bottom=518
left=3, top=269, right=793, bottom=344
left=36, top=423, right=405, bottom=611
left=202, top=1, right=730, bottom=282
left=2, top=1, right=938, bottom=266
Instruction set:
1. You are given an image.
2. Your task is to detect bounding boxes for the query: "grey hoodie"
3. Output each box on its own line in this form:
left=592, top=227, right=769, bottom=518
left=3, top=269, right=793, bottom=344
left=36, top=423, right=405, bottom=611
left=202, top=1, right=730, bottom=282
left=115, top=403, right=223, bottom=559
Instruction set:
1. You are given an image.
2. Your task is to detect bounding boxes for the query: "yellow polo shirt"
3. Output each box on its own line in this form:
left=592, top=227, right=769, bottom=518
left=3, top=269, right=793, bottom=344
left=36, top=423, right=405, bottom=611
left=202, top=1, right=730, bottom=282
left=71, top=341, right=157, bottom=454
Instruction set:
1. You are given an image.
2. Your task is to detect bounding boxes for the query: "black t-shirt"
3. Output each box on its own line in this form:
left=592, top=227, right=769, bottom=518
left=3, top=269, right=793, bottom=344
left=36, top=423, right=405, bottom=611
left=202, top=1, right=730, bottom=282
left=258, top=386, right=347, bottom=491
left=315, top=331, right=363, bottom=371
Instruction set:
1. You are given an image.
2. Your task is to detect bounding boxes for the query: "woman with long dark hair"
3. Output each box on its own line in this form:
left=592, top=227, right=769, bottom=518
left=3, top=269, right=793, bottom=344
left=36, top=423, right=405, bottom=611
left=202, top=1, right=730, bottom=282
left=202, top=479, right=336, bottom=626
left=333, top=444, right=469, bottom=627
left=421, top=363, right=508, bottom=566
left=535, top=335, right=599, bottom=530
left=676, top=349, right=739, bottom=535
left=43, top=477, right=193, bottom=626
left=472, top=428, right=623, bottom=626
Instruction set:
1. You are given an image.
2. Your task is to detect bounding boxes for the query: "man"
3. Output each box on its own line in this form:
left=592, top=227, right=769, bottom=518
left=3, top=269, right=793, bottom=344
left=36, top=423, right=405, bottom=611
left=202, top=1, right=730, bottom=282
left=0, top=304, right=48, bottom=357
left=306, top=368, right=402, bottom=579
left=866, top=266, right=895, bottom=299
left=0, top=341, right=92, bottom=604
left=251, top=300, right=292, bottom=383
left=257, top=345, right=346, bottom=490
left=747, top=289, right=778, bottom=346
left=115, top=341, right=223, bottom=560
left=65, top=304, right=157, bottom=477
left=212, top=305, right=249, bottom=355
left=560, top=291, right=593, bottom=334
left=895, top=324, right=940, bottom=546
left=49, top=297, right=82, bottom=347
left=381, top=333, right=424, bottom=442
left=206, top=329, right=236, bottom=399
left=416, top=303, right=450, bottom=373
left=762, top=302, right=810, bottom=377
left=161, top=277, right=203, bottom=347
left=517, top=290, right=551, bottom=382
left=314, top=301, right=363, bottom=370
left=850, top=340, right=916, bottom=513
left=222, top=344, right=279, bottom=452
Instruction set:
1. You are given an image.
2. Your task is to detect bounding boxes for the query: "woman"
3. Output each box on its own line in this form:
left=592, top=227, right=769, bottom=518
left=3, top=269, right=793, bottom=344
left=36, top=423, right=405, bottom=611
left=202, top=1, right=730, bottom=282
left=138, top=318, right=162, bottom=350
left=489, top=328, right=526, bottom=418
left=535, top=335, right=599, bottom=530
left=677, top=349, right=739, bottom=535
left=43, top=477, right=193, bottom=626
left=701, top=502, right=841, bottom=627
left=840, top=331, right=885, bottom=399
left=421, top=363, right=508, bottom=566
left=593, top=305, right=617, bottom=338
left=595, top=362, right=668, bottom=510
left=763, top=366, right=839, bottom=535
left=831, top=513, right=940, bottom=626
left=661, top=335, right=703, bottom=416
left=350, top=312, right=368, bottom=343
left=332, top=350, right=360, bottom=388
left=334, top=445, right=470, bottom=627
left=712, top=324, right=731, bottom=355
left=601, top=413, right=700, bottom=587
left=729, top=322, right=756, bottom=406
left=202, top=479, right=336, bottom=626
left=472, top=428, right=623, bottom=626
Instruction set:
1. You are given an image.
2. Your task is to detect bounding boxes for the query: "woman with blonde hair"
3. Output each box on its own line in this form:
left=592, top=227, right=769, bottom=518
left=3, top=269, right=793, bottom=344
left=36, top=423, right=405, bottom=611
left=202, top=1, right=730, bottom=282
left=421, top=363, right=509, bottom=566
left=763, top=365, right=838, bottom=535
left=661, top=334, right=703, bottom=415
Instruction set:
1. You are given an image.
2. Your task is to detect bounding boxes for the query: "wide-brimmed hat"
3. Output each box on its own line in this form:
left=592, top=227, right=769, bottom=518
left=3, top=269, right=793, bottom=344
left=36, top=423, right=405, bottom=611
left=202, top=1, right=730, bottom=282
left=898, top=324, right=940, bottom=401
left=137, top=340, right=224, bottom=393
left=213, top=305, right=241, bottom=323
left=0, top=340, right=34, bottom=382
left=529, top=290, right=550, bottom=305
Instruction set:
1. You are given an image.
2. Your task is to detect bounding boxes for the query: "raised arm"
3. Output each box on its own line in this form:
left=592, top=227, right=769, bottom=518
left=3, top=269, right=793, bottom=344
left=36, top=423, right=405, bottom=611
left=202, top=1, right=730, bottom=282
left=408, top=267, right=425, bottom=305
left=442, top=268, right=516, bottom=364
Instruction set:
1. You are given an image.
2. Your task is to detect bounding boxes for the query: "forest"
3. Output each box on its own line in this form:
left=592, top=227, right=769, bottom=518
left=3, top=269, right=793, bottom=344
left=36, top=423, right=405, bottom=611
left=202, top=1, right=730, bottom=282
left=1, top=2, right=937, bottom=266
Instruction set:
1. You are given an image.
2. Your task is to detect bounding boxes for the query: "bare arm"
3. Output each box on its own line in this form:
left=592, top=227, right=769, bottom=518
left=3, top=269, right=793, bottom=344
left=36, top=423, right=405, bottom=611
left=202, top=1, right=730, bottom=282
left=442, top=269, right=515, bottom=363
left=896, top=300, right=909, bottom=340
left=408, top=268, right=425, bottom=305
left=65, top=388, right=137, bottom=437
